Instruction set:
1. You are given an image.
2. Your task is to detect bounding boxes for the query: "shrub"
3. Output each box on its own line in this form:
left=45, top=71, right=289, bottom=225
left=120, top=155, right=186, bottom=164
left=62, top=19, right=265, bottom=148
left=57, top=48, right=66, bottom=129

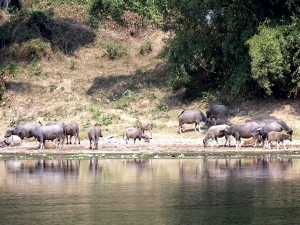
left=106, top=42, right=128, bottom=60
left=102, top=114, right=113, bottom=126
left=10, top=39, right=52, bottom=61
left=139, top=41, right=152, bottom=55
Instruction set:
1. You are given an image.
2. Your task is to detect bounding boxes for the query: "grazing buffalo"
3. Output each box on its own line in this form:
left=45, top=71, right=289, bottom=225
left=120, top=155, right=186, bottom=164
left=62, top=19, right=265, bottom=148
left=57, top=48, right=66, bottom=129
left=88, top=126, right=103, bottom=150
left=252, top=122, right=284, bottom=147
left=178, top=110, right=207, bottom=134
left=260, top=118, right=293, bottom=135
left=29, top=125, right=64, bottom=150
left=123, top=128, right=150, bottom=144
left=64, top=122, right=80, bottom=144
left=5, top=123, right=41, bottom=140
left=206, top=105, right=229, bottom=127
left=220, top=122, right=261, bottom=147
left=266, top=131, right=292, bottom=149
left=139, top=120, right=154, bottom=138
left=203, top=124, right=230, bottom=147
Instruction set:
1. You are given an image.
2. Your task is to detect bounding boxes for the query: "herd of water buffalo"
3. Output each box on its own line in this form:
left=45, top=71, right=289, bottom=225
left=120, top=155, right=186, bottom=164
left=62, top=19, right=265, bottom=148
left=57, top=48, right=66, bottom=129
left=179, top=105, right=293, bottom=149
left=1, top=120, right=154, bottom=150
left=0, top=104, right=293, bottom=150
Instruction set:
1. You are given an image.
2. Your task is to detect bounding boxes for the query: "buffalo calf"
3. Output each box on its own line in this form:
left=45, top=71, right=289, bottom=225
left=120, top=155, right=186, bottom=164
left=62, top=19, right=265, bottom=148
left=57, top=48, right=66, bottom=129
left=267, top=131, right=292, bottom=149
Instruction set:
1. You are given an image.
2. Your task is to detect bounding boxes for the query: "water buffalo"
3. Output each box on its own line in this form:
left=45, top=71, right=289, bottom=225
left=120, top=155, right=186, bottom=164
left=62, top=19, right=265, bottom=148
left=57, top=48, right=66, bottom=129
left=139, top=120, right=154, bottom=138
left=123, top=128, right=150, bottom=144
left=260, top=118, right=293, bottom=135
left=203, top=124, right=230, bottom=147
left=4, top=135, right=22, bottom=147
left=88, top=126, right=103, bottom=150
left=64, top=122, right=80, bottom=144
left=45, top=121, right=65, bottom=127
left=220, top=122, right=261, bottom=147
left=266, top=131, right=292, bottom=149
left=5, top=123, right=41, bottom=140
left=206, top=105, right=229, bottom=127
left=29, top=125, right=64, bottom=150
left=252, top=122, right=284, bottom=147
left=178, top=110, right=207, bottom=134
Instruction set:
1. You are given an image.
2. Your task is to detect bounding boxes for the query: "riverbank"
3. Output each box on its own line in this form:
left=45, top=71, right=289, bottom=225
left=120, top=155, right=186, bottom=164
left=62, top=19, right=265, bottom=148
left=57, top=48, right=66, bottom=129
left=0, top=135, right=299, bottom=156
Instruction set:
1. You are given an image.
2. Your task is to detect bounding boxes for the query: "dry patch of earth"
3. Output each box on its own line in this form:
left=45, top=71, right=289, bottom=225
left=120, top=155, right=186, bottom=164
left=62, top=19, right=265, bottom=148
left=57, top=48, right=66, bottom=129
left=0, top=134, right=299, bottom=157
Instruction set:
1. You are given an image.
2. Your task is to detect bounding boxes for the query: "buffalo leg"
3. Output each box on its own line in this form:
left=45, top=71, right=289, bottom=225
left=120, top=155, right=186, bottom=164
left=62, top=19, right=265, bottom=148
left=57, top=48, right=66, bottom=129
left=89, top=140, right=93, bottom=149
left=77, top=134, right=80, bottom=144
left=95, top=137, right=98, bottom=150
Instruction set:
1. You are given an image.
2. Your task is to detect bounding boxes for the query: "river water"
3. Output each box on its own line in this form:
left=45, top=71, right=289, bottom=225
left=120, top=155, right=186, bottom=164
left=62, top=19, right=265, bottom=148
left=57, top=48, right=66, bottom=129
left=1, top=154, right=300, bottom=225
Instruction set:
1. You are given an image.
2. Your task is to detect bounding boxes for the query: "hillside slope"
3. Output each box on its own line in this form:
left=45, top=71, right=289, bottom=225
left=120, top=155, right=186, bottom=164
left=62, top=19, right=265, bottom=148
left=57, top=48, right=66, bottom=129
left=0, top=2, right=300, bottom=144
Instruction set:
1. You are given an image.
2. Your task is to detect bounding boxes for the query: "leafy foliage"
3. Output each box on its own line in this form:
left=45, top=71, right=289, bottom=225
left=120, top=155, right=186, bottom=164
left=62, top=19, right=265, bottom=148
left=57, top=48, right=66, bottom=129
left=0, top=9, right=96, bottom=65
left=106, top=42, right=128, bottom=60
left=88, top=0, right=162, bottom=29
left=247, top=18, right=300, bottom=98
left=155, top=0, right=299, bottom=100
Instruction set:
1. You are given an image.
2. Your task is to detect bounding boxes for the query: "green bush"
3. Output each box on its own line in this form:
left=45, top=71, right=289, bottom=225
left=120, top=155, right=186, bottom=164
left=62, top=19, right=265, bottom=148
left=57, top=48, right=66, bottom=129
left=247, top=20, right=300, bottom=98
left=106, top=42, right=128, bottom=60
left=89, top=104, right=101, bottom=119
left=139, top=41, right=152, bottom=55
left=102, top=114, right=113, bottom=126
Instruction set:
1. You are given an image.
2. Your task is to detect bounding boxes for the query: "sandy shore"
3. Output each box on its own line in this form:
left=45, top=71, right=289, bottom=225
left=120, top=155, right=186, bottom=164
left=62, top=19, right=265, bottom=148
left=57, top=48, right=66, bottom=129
left=0, top=135, right=299, bottom=156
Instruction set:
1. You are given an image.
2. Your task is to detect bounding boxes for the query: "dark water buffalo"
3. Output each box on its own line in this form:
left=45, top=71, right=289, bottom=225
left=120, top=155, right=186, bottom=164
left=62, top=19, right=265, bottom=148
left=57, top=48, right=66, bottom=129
left=252, top=122, right=284, bottom=147
left=139, top=120, right=154, bottom=138
left=88, top=126, right=103, bottom=150
left=123, top=128, right=150, bottom=144
left=203, top=124, right=230, bottom=147
left=29, top=125, right=64, bottom=150
left=206, top=105, right=229, bottom=127
left=178, top=110, right=207, bottom=134
left=260, top=118, right=293, bottom=135
left=220, top=122, right=261, bottom=147
left=5, top=123, right=41, bottom=140
left=45, top=121, right=65, bottom=127
left=64, top=122, right=80, bottom=144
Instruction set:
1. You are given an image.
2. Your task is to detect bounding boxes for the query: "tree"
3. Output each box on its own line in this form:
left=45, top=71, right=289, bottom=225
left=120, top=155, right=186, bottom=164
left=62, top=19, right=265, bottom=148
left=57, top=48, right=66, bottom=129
left=247, top=19, right=300, bottom=98
left=88, top=0, right=300, bottom=101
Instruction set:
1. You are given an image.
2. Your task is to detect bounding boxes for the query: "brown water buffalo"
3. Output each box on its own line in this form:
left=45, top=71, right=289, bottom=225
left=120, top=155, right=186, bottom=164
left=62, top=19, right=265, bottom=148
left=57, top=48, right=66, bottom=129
left=138, top=120, right=154, bottom=138
left=123, top=128, right=150, bottom=144
left=252, top=122, right=284, bottom=147
left=29, top=125, right=64, bottom=150
left=88, top=126, right=103, bottom=150
left=5, top=122, right=41, bottom=140
left=64, top=122, right=80, bottom=144
left=266, top=131, right=292, bottom=149
left=206, top=105, right=229, bottom=127
left=178, top=110, right=207, bottom=134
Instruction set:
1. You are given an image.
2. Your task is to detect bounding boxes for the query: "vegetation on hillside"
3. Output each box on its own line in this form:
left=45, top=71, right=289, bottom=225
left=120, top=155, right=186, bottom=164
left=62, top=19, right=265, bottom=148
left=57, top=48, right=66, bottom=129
left=0, top=0, right=299, bottom=140
left=2, top=1, right=300, bottom=103
left=89, top=0, right=300, bottom=102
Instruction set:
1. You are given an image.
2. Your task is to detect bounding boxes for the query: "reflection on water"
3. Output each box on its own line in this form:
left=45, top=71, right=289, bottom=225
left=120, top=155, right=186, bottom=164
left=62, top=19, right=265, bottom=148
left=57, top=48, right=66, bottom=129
left=1, top=155, right=300, bottom=224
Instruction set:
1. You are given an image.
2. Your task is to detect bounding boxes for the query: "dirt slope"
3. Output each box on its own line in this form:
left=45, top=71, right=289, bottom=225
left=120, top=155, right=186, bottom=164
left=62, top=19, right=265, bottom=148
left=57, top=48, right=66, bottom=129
left=0, top=3, right=300, bottom=155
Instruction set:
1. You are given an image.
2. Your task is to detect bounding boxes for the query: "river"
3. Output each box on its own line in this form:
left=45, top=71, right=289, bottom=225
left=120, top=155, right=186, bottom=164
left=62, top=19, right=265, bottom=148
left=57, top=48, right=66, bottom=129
left=0, top=154, right=300, bottom=225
